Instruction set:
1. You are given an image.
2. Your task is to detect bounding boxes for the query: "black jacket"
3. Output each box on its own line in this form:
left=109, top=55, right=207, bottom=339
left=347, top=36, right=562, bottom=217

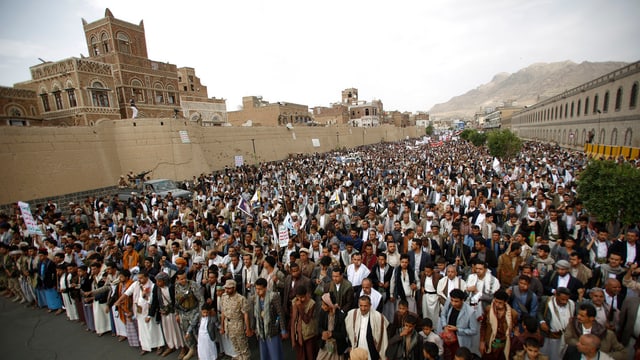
left=318, top=309, right=349, bottom=354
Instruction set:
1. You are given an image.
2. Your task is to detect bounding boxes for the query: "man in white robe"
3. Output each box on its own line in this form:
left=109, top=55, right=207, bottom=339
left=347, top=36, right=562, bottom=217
left=345, top=295, right=389, bottom=360
left=117, top=271, right=166, bottom=355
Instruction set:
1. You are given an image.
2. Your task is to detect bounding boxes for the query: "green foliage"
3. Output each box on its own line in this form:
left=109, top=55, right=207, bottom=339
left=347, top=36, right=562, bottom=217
left=576, top=160, right=640, bottom=225
left=425, top=125, right=434, bottom=136
left=460, top=129, right=474, bottom=141
left=486, top=129, right=523, bottom=160
left=459, top=128, right=487, bottom=146
left=469, top=131, right=487, bottom=146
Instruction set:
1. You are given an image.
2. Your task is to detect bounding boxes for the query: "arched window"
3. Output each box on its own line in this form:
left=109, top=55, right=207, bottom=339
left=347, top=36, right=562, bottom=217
left=584, top=97, right=589, bottom=115
left=603, top=91, right=610, bottom=112
left=630, top=82, right=638, bottom=109
left=90, top=81, right=110, bottom=107
left=101, top=33, right=110, bottom=54
left=599, top=129, right=606, bottom=144
left=52, top=85, right=63, bottom=110
left=131, top=79, right=144, bottom=102
left=570, top=102, right=574, bottom=118
left=614, top=87, right=623, bottom=111
left=154, top=84, right=164, bottom=104
left=117, top=32, right=130, bottom=54
left=559, top=105, right=562, bottom=119
left=90, top=36, right=100, bottom=56
left=167, top=85, right=176, bottom=104
left=581, top=129, right=587, bottom=144
left=593, top=94, right=599, bottom=113
left=564, top=103, right=568, bottom=118
left=40, top=89, right=50, bottom=112
left=611, top=128, right=618, bottom=145
left=577, top=99, right=581, bottom=117
left=624, top=128, right=633, bottom=146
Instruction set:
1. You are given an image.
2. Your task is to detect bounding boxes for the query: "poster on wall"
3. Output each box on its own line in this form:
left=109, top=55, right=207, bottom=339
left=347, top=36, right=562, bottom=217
left=312, top=138, right=320, bottom=147
left=235, top=155, right=244, bottom=167
left=179, top=130, right=190, bottom=143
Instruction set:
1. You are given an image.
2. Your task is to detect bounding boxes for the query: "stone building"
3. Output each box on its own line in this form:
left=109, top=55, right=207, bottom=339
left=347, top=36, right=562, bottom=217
left=511, top=61, right=640, bottom=147
left=312, top=104, right=349, bottom=126
left=177, top=67, right=227, bottom=126
left=0, top=8, right=225, bottom=126
left=227, top=96, right=311, bottom=127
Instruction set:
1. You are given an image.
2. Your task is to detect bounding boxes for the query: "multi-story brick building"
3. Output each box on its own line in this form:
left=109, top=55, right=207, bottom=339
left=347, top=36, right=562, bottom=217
left=0, top=8, right=225, bottom=126
left=227, top=96, right=311, bottom=127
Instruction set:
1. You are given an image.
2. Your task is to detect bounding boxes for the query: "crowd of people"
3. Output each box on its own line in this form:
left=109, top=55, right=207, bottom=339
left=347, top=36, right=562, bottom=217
left=1, top=138, right=639, bottom=360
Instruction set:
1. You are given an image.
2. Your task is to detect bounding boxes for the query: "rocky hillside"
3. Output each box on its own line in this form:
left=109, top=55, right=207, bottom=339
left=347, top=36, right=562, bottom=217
left=429, top=61, right=629, bottom=119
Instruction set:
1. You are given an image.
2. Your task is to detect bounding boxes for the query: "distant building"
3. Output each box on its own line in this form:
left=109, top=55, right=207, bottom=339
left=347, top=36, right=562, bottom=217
left=413, top=112, right=430, bottom=128
left=312, top=104, right=349, bottom=126
left=227, top=96, right=311, bottom=127
left=177, top=67, right=227, bottom=126
left=511, top=61, right=640, bottom=147
left=483, top=103, right=523, bottom=130
left=0, top=8, right=225, bottom=126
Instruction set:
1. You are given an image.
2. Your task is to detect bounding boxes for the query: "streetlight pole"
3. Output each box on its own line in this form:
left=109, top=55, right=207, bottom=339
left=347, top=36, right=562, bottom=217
left=336, top=131, right=339, bottom=148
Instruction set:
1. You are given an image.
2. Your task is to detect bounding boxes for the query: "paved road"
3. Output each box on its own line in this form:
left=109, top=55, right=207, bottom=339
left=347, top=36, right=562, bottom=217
left=0, top=297, right=296, bottom=360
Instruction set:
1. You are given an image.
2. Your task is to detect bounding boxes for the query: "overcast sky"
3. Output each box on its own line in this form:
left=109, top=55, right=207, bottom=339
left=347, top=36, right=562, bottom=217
left=1, top=0, right=638, bottom=113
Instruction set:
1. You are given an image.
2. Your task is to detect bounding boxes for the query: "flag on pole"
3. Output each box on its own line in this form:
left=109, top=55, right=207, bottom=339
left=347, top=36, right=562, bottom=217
left=237, top=196, right=252, bottom=217
left=283, top=212, right=296, bottom=235
left=250, top=189, right=261, bottom=208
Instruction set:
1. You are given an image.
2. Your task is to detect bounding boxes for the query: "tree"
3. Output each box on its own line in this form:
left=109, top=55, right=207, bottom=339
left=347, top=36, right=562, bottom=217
left=425, top=125, right=434, bottom=136
left=469, top=131, right=487, bottom=147
left=576, top=159, right=640, bottom=226
left=460, top=129, right=474, bottom=141
left=486, top=129, right=523, bottom=160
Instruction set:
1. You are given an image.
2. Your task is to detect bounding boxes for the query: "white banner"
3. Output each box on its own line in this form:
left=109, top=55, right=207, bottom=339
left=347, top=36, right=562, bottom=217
left=278, top=224, right=289, bottom=248
left=235, top=155, right=244, bottom=167
left=18, top=201, right=44, bottom=236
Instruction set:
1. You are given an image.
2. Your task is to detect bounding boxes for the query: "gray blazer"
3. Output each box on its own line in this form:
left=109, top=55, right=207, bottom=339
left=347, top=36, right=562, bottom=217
left=438, top=300, right=479, bottom=350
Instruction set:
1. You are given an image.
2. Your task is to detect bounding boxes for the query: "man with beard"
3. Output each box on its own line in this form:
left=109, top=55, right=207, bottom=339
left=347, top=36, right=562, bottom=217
left=587, top=252, right=626, bottom=296
left=563, top=303, right=626, bottom=360
left=346, top=295, right=389, bottom=360
left=538, top=287, right=575, bottom=357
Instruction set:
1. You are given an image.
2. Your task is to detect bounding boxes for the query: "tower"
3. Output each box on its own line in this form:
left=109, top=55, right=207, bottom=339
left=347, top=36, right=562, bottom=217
left=342, top=88, right=358, bottom=105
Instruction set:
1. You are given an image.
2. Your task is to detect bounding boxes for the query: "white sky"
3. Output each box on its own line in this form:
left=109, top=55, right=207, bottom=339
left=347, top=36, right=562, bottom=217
left=0, top=0, right=638, bottom=113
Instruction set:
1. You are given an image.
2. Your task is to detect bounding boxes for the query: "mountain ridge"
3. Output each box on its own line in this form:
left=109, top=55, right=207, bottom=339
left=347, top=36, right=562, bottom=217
left=429, top=60, right=629, bottom=119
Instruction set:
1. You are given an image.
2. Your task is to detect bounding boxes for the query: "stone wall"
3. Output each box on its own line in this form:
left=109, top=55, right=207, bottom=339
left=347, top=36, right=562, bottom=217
left=0, top=119, right=419, bottom=207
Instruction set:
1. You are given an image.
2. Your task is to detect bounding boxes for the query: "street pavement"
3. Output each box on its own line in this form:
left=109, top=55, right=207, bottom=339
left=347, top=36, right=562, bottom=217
left=0, top=297, right=296, bottom=360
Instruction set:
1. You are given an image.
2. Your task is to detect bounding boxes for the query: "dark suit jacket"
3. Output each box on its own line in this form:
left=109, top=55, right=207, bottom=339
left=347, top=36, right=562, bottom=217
left=282, top=274, right=311, bottom=314
left=328, top=279, right=354, bottom=312
left=541, top=272, right=583, bottom=300
left=408, top=250, right=430, bottom=275
left=318, top=309, right=349, bottom=354
left=150, top=283, right=176, bottom=322
left=369, top=264, right=394, bottom=300
left=608, top=240, right=640, bottom=266
left=38, top=259, right=58, bottom=289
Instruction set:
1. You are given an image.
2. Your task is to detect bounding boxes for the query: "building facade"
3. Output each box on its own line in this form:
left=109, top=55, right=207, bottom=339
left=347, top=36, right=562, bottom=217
left=1, top=8, right=225, bottom=126
left=227, top=96, right=311, bottom=127
left=511, top=61, right=640, bottom=147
